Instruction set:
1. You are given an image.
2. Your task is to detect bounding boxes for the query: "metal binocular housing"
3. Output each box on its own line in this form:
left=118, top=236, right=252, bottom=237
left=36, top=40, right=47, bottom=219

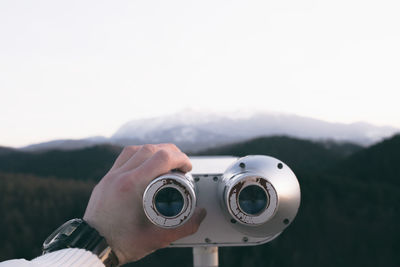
left=143, top=155, right=301, bottom=246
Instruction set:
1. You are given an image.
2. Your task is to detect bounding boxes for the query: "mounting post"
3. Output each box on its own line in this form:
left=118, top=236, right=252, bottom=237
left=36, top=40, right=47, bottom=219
left=193, top=246, right=219, bottom=267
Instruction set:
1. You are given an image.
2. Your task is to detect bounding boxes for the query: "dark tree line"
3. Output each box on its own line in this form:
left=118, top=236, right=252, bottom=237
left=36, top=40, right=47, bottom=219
left=0, top=173, right=94, bottom=260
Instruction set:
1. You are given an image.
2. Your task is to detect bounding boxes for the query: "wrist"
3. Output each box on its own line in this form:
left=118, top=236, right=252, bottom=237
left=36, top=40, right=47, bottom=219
left=42, top=218, right=119, bottom=267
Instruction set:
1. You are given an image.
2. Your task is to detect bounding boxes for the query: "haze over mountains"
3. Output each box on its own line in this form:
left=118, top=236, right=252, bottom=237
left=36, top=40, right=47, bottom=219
left=20, top=110, right=399, bottom=152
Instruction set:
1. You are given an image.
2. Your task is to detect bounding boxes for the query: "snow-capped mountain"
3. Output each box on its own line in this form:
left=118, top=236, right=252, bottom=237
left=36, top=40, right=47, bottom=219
left=111, top=110, right=398, bottom=148
left=22, top=110, right=399, bottom=152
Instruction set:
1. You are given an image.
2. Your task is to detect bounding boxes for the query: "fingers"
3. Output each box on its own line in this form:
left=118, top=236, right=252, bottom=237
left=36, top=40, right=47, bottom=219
left=133, top=148, right=192, bottom=186
left=110, top=145, right=141, bottom=171
left=170, top=208, right=207, bottom=240
left=119, top=143, right=181, bottom=173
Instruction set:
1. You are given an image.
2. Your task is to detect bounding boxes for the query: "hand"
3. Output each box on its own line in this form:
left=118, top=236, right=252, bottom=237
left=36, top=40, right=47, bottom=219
left=83, top=144, right=207, bottom=265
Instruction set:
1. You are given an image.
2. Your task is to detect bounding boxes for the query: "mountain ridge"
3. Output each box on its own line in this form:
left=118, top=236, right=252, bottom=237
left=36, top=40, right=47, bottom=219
left=18, top=110, right=398, bottom=152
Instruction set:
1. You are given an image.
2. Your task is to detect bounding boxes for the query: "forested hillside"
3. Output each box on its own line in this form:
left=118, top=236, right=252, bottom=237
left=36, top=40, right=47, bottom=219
left=0, top=173, right=94, bottom=260
left=333, top=134, right=400, bottom=185
left=0, top=145, right=121, bottom=181
left=0, top=136, right=399, bottom=267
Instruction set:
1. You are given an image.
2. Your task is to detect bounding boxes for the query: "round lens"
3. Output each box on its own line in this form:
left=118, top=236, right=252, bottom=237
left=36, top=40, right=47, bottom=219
left=238, top=185, right=268, bottom=215
left=154, top=187, right=184, bottom=217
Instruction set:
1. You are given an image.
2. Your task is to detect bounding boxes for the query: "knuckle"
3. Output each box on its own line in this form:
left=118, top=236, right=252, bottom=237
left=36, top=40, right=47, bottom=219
left=122, top=145, right=137, bottom=154
left=165, top=143, right=179, bottom=151
left=155, top=149, right=172, bottom=163
left=158, top=143, right=180, bottom=152
left=141, top=144, right=156, bottom=154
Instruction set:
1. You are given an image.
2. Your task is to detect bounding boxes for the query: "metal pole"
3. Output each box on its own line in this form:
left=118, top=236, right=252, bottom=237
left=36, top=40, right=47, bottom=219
left=193, top=246, right=219, bottom=267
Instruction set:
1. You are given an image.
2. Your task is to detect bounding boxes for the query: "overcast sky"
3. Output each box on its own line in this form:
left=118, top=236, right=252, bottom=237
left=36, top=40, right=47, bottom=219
left=1, top=0, right=399, bottom=147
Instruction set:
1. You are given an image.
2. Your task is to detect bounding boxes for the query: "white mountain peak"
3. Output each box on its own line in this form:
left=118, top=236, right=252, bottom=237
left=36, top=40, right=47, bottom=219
left=112, top=109, right=399, bottom=147
left=22, top=109, right=400, bottom=152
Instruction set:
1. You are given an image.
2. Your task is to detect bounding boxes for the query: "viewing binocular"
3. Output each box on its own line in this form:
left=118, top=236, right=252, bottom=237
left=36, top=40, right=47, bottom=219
left=143, top=155, right=300, bottom=246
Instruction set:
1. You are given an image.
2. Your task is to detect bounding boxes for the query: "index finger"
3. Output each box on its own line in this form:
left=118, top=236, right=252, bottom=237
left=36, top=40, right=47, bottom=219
left=110, top=145, right=141, bottom=171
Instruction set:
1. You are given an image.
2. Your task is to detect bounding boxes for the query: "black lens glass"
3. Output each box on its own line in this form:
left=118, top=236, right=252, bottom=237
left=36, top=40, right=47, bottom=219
left=238, top=185, right=268, bottom=215
left=155, top=187, right=184, bottom=217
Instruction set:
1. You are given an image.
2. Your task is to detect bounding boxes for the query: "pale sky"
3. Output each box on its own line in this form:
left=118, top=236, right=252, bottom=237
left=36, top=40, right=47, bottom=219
left=1, top=0, right=399, bottom=147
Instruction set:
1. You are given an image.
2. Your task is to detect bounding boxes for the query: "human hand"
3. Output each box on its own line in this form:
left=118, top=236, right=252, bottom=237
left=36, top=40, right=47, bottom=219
left=83, top=144, right=206, bottom=265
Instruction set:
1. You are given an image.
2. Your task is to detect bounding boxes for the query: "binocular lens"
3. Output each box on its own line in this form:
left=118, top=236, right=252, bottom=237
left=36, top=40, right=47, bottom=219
left=154, top=187, right=184, bottom=217
left=238, top=185, right=268, bottom=215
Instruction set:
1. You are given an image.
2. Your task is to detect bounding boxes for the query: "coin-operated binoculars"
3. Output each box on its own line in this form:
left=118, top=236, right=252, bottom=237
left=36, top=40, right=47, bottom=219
left=143, top=155, right=301, bottom=267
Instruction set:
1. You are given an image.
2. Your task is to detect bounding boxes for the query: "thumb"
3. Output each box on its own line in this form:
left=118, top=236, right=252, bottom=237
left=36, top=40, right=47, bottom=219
left=172, top=208, right=207, bottom=240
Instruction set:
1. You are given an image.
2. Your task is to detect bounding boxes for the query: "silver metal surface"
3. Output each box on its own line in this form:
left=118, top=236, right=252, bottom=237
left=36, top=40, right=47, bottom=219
left=220, top=155, right=301, bottom=238
left=143, top=155, right=301, bottom=247
left=189, top=156, right=239, bottom=174
left=223, top=173, right=278, bottom=225
left=143, top=172, right=196, bottom=228
left=170, top=173, right=280, bottom=246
